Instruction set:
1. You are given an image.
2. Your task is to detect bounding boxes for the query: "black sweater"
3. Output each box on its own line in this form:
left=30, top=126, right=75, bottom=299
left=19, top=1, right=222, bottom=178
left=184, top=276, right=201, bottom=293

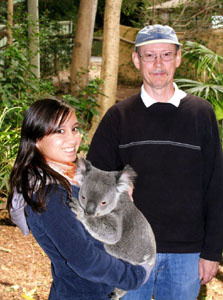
left=87, top=93, right=223, bottom=262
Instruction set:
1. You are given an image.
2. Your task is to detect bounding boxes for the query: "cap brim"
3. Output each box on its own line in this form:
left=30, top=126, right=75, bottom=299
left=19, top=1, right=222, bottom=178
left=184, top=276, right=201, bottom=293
left=135, top=39, right=182, bottom=47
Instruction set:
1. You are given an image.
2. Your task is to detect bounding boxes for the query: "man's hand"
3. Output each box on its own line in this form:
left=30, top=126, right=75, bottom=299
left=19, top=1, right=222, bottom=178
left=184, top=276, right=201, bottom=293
left=199, top=258, right=219, bottom=284
left=128, top=184, right=134, bottom=202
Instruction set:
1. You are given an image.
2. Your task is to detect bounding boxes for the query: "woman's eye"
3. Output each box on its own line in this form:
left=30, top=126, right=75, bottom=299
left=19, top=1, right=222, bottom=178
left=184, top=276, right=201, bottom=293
left=57, top=128, right=64, bottom=134
left=73, top=127, right=79, bottom=132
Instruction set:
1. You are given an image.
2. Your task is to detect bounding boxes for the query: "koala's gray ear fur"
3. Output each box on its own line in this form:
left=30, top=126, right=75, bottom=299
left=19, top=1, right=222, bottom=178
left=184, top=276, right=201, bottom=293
left=116, top=165, right=137, bottom=194
left=75, top=157, right=92, bottom=185
left=123, top=165, right=137, bottom=181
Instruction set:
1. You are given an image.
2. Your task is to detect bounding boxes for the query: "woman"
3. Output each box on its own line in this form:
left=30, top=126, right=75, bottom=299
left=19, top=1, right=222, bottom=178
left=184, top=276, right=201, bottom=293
left=7, top=98, right=149, bottom=300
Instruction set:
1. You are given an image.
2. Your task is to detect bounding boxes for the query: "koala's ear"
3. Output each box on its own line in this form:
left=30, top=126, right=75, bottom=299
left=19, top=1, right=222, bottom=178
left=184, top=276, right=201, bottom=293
left=75, top=157, right=92, bottom=185
left=116, top=165, right=137, bottom=194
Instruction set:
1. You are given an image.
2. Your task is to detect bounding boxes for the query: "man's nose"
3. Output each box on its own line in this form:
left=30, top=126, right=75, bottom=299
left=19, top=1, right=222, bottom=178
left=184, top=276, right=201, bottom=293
left=154, top=54, right=162, bottom=65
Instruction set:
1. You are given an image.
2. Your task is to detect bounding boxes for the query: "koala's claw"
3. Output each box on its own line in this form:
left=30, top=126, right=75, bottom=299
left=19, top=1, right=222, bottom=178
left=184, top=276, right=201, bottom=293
left=69, top=201, right=76, bottom=209
left=108, top=292, right=119, bottom=300
left=108, top=288, right=126, bottom=300
left=69, top=197, right=79, bottom=212
left=69, top=197, right=85, bottom=220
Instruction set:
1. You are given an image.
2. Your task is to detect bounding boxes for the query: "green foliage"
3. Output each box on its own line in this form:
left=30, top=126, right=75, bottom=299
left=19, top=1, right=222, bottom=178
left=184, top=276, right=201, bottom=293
left=62, top=81, right=101, bottom=130
left=39, top=0, right=79, bottom=21
left=39, top=13, right=73, bottom=77
left=0, top=78, right=102, bottom=195
left=0, top=107, right=22, bottom=196
left=0, top=14, right=57, bottom=195
left=176, top=41, right=223, bottom=113
left=62, top=77, right=103, bottom=153
left=0, top=79, right=101, bottom=195
left=96, top=0, right=149, bottom=27
left=181, top=41, right=223, bottom=79
left=140, top=0, right=223, bottom=32
left=0, top=15, right=101, bottom=195
left=175, top=78, right=223, bottom=106
left=120, top=0, right=149, bottom=27
left=0, top=16, right=56, bottom=116
left=0, top=43, right=38, bottom=106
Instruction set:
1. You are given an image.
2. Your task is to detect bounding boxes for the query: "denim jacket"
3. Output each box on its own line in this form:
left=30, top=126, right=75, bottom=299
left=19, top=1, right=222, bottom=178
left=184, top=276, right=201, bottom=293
left=12, top=184, right=146, bottom=300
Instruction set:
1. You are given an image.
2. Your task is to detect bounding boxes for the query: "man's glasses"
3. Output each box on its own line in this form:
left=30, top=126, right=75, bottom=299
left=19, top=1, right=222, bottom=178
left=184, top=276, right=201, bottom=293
left=138, top=51, right=177, bottom=62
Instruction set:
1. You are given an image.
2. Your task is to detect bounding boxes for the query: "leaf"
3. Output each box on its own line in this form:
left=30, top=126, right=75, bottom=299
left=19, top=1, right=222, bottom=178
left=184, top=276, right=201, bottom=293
left=21, top=295, right=35, bottom=300
left=21, top=287, right=37, bottom=300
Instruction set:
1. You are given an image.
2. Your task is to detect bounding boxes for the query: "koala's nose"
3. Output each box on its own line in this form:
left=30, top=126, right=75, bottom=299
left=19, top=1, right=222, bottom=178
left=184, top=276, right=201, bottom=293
left=85, top=201, right=96, bottom=215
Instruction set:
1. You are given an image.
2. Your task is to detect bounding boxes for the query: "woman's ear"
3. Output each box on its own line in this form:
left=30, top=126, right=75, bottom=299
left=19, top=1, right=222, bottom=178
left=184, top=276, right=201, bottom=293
left=36, top=140, right=40, bottom=150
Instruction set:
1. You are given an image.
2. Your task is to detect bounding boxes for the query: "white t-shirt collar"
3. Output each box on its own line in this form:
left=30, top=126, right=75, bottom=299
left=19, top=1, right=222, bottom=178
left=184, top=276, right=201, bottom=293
left=141, top=82, right=187, bottom=108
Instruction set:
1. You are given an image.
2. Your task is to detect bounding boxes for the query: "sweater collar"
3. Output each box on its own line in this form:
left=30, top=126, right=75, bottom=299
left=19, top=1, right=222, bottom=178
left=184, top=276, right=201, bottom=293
left=141, top=83, right=187, bottom=108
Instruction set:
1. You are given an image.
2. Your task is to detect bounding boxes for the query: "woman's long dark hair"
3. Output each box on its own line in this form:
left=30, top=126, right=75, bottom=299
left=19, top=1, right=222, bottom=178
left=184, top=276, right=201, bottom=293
left=7, top=98, right=75, bottom=213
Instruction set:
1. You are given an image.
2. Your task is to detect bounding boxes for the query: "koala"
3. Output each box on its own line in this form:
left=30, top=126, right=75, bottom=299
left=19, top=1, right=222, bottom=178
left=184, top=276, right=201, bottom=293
left=69, top=158, right=156, bottom=300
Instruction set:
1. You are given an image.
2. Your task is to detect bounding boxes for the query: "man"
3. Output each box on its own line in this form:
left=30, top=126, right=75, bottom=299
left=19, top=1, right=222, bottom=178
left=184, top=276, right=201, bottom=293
left=87, top=24, right=223, bottom=300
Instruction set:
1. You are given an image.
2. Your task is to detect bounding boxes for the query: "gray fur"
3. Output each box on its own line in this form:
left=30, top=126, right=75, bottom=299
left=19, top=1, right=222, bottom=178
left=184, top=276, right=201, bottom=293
left=69, top=158, right=156, bottom=299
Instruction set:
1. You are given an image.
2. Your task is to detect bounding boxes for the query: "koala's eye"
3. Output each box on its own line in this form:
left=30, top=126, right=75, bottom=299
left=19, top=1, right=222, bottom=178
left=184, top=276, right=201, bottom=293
left=82, top=195, right=86, bottom=200
left=100, top=201, right=107, bottom=206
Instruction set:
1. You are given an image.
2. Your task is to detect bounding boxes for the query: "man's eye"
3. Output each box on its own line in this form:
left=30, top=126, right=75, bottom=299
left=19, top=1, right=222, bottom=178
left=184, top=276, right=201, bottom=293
left=163, top=52, right=171, bottom=57
left=144, top=53, right=153, bottom=58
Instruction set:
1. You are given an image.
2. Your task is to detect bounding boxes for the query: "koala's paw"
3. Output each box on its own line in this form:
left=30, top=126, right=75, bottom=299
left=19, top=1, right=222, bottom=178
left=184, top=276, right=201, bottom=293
left=69, top=197, right=81, bottom=215
left=109, top=288, right=127, bottom=300
left=108, top=291, right=119, bottom=300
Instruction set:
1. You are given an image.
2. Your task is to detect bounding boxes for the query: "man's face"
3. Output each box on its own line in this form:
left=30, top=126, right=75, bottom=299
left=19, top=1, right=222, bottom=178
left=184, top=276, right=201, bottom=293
left=132, top=43, right=181, bottom=92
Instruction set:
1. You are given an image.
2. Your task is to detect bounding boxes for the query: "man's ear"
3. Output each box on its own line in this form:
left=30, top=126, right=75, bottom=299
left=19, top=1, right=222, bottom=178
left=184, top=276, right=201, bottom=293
left=132, top=51, right=140, bottom=70
left=176, top=49, right=182, bottom=68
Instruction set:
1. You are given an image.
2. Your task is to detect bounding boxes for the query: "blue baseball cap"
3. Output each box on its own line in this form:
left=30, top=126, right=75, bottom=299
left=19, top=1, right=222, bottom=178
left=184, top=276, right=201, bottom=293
left=135, top=24, right=181, bottom=47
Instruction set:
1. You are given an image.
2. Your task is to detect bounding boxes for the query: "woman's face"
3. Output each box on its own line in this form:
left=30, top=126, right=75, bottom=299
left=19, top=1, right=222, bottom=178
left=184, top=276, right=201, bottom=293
left=36, top=110, right=82, bottom=164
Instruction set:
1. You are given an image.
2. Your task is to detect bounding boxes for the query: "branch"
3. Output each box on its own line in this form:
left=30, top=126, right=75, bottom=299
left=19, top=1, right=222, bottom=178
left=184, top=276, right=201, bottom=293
left=0, top=246, right=11, bottom=253
left=179, top=2, right=221, bottom=28
left=0, top=29, right=8, bottom=39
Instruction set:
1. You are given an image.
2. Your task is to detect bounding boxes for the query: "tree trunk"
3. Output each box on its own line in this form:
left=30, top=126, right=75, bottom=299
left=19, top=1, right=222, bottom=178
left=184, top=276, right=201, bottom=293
left=88, top=0, right=123, bottom=142
left=70, top=0, right=98, bottom=94
left=7, top=0, right=13, bottom=45
left=28, top=0, right=40, bottom=79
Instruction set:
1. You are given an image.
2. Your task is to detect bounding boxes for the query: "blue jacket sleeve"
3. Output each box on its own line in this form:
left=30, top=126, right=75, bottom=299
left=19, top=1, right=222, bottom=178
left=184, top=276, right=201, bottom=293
left=29, top=184, right=146, bottom=290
